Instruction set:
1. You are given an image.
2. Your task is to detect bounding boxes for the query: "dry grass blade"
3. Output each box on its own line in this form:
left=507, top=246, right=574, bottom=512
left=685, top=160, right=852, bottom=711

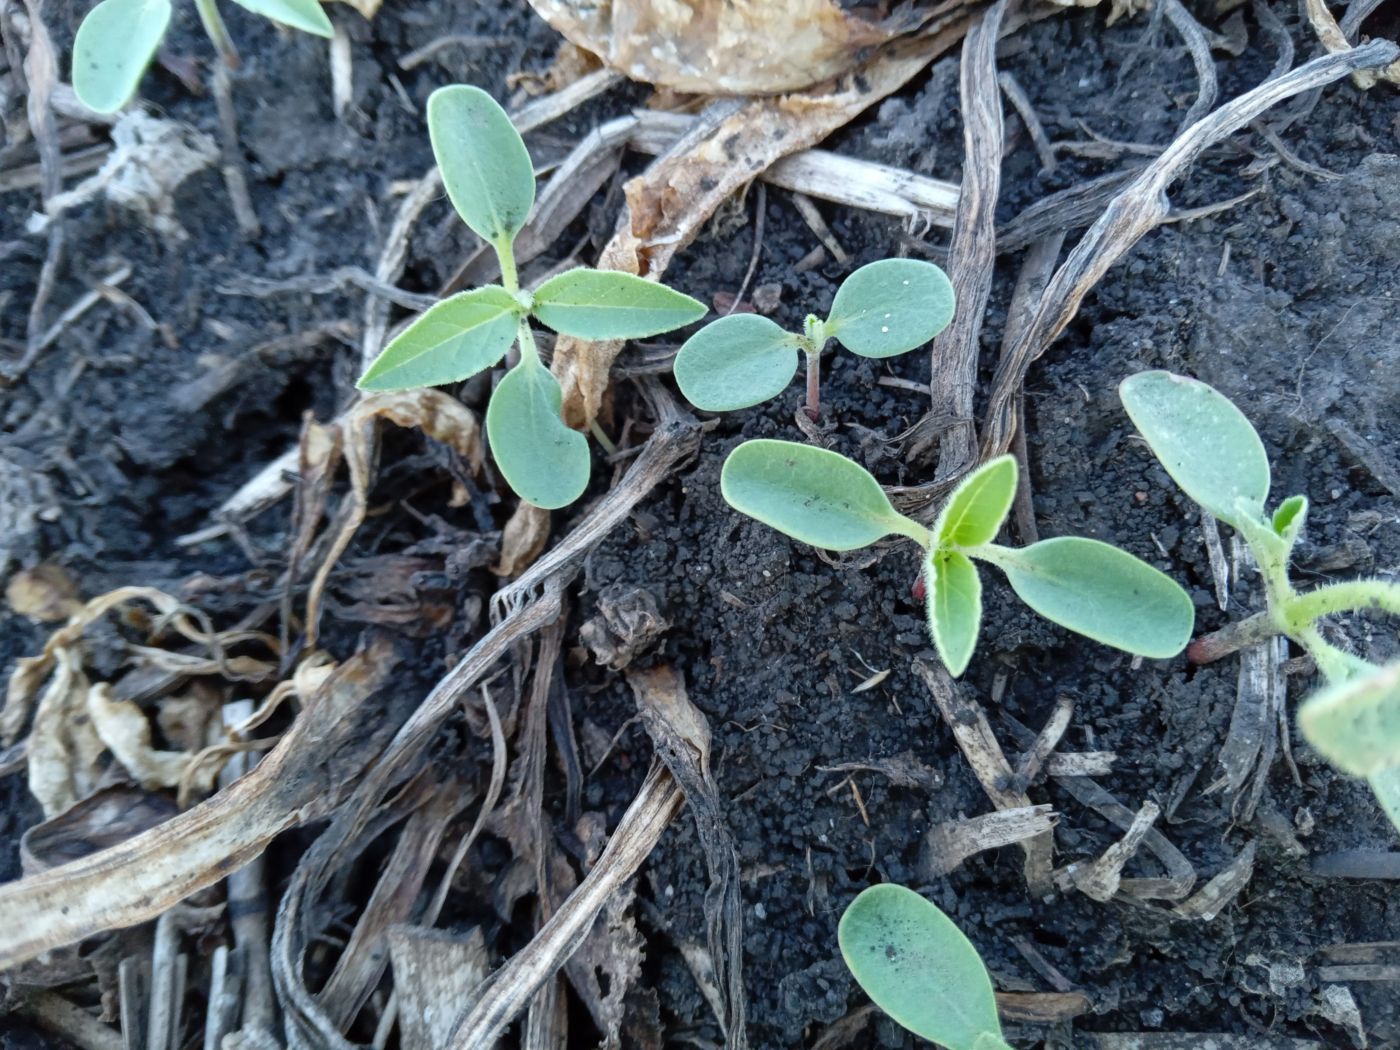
left=1303, top=0, right=1400, bottom=88
left=922, top=805, right=1058, bottom=876
left=0, top=637, right=400, bottom=969
left=914, top=660, right=1054, bottom=895
left=628, top=111, right=959, bottom=227
left=1062, top=800, right=1160, bottom=901
left=979, top=39, right=1400, bottom=462
left=387, top=927, right=490, bottom=1050
left=445, top=763, right=684, bottom=1047
left=627, top=665, right=746, bottom=1048
left=926, top=0, right=1006, bottom=484
left=1173, top=841, right=1257, bottom=920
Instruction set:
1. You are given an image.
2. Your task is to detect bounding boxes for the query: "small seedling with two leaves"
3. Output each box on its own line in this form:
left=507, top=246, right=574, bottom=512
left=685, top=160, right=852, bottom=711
left=673, top=258, right=954, bottom=419
left=839, top=884, right=1011, bottom=1050
left=74, top=0, right=332, bottom=114
left=357, top=86, right=705, bottom=510
left=1120, top=370, right=1400, bottom=832
left=720, top=439, right=1194, bottom=674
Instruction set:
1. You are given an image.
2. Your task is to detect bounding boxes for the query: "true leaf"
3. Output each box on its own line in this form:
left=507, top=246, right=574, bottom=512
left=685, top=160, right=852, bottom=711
left=228, top=0, right=332, bottom=35
left=673, top=314, right=799, bottom=411
left=992, top=537, right=1194, bottom=658
left=934, top=455, right=1017, bottom=549
left=838, top=884, right=1005, bottom=1049
left=486, top=357, right=590, bottom=509
left=720, top=441, right=924, bottom=551
left=72, top=0, right=172, bottom=114
left=1272, top=494, right=1308, bottom=544
left=1298, top=661, right=1400, bottom=778
left=531, top=269, right=705, bottom=340
left=1119, top=371, right=1271, bottom=527
left=428, top=85, right=535, bottom=245
left=927, top=549, right=982, bottom=677
left=1368, top=765, right=1400, bottom=835
left=357, top=287, right=518, bottom=391
left=826, top=259, right=955, bottom=359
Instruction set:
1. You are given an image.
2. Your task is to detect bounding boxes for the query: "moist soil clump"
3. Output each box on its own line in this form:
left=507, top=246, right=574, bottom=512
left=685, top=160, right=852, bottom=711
left=2, top=0, right=1399, bottom=1046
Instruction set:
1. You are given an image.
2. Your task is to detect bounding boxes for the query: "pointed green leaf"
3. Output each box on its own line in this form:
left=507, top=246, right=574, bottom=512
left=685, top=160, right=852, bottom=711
left=1298, top=661, right=1400, bottom=778
left=1272, top=494, right=1308, bottom=543
left=927, top=549, right=982, bottom=677
left=935, top=455, right=1018, bottom=549
left=1119, top=371, right=1271, bottom=528
left=720, top=440, right=924, bottom=551
left=487, top=357, right=589, bottom=509
left=428, top=85, right=534, bottom=244
left=1368, top=765, right=1400, bottom=835
left=673, top=314, right=799, bottom=411
left=72, top=0, right=172, bottom=114
left=826, top=259, right=955, bottom=359
left=838, top=884, right=1005, bottom=1047
left=993, top=537, right=1194, bottom=658
left=357, top=287, right=518, bottom=391
left=228, top=0, right=331, bottom=35
left=531, top=269, right=705, bottom=340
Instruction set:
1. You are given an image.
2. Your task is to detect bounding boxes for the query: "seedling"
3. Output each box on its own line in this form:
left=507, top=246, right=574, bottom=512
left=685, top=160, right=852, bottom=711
left=673, top=259, right=954, bottom=419
left=356, top=86, right=704, bottom=510
left=839, top=884, right=1011, bottom=1050
left=73, top=0, right=333, bottom=114
left=721, top=440, right=1194, bottom=674
left=1120, top=370, right=1400, bottom=831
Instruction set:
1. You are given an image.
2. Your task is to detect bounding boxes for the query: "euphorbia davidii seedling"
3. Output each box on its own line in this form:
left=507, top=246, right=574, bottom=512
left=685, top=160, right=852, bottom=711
left=1120, top=370, right=1400, bottom=831
left=721, top=440, right=1194, bottom=674
left=839, top=884, right=1011, bottom=1050
left=357, top=86, right=704, bottom=509
left=73, top=0, right=333, bottom=113
left=673, top=259, right=954, bottom=419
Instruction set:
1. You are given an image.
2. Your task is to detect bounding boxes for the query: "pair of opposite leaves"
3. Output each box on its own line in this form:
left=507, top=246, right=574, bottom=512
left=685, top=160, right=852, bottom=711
left=721, top=438, right=1195, bottom=676
left=74, top=0, right=332, bottom=113
left=1121, top=372, right=1400, bottom=800
left=357, top=86, right=705, bottom=509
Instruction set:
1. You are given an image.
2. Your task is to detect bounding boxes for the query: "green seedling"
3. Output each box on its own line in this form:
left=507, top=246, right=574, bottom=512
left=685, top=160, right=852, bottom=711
left=721, top=440, right=1194, bottom=675
left=73, top=0, right=333, bottom=114
left=839, top=885, right=1011, bottom=1050
left=1121, top=370, right=1400, bottom=831
left=673, top=258, right=954, bottom=419
left=357, top=86, right=704, bottom=509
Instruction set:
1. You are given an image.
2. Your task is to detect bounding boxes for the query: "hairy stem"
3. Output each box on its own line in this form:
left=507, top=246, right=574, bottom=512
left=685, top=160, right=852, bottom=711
left=1284, top=579, right=1400, bottom=627
left=194, top=0, right=240, bottom=69
left=496, top=239, right=520, bottom=294
left=516, top=317, right=539, bottom=367
left=804, top=349, right=820, bottom=421
left=1294, top=625, right=1374, bottom=683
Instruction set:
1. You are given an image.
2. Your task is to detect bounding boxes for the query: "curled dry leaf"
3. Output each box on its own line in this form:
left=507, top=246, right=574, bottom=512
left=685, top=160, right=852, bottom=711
left=493, top=502, right=551, bottom=577
left=580, top=586, right=670, bottom=670
left=305, top=390, right=484, bottom=643
left=3, top=586, right=232, bottom=746
left=5, top=564, right=82, bottom=622
left=27, top=648, right=105, bottom=818
left=524, top=0, right=940, bottom=94
left=87, top=684, right=222, bottom=799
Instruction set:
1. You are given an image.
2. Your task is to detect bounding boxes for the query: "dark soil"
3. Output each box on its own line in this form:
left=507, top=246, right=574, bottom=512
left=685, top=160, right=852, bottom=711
left=2, top=0, right=1399, bottom=1047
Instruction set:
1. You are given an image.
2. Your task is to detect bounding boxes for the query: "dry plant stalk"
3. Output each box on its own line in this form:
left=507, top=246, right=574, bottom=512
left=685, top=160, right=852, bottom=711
left=914, top=660, right=1055, bottom=895
left=444, top=764, right=684, bottom=1047
left=978, top=40, right=1400, bottom=463
left=0, top=637, right=398, bottom=969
